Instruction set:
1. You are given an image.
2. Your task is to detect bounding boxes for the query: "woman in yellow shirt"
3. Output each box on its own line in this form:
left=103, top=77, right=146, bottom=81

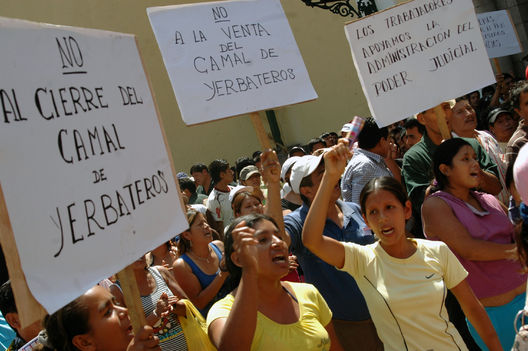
left=206, top=214, right=342, bottom=351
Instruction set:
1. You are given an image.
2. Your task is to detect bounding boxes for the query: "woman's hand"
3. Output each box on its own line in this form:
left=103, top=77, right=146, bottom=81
left=288, top=254, right=299, bottom=272
left=127, top=326, right=160, bottom=351
left=231, top=220, right=259, bottom=273
left=154, top=292, right=172, bottom=318
left=261, top=149, right=281, bottom=185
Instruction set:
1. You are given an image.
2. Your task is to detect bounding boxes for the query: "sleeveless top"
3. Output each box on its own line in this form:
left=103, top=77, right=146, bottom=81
left=141, top=267, right=188, bottom=351
left=427, top=191, right=526, bottom=299
left=180, top=243, right=229, bottom=315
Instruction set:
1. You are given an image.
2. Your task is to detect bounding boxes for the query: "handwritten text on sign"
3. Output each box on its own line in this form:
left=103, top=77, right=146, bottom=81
left=0, top=17, right=187, bottom=313
left=477, top=10, right=522, bottom=59
left=344, top=0, right=495, bottom=127
left=147, top=0, right=317, bottom=125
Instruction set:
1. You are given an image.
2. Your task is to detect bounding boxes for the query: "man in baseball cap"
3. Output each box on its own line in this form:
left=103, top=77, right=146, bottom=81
left=284, top=149, right=381, bottom=350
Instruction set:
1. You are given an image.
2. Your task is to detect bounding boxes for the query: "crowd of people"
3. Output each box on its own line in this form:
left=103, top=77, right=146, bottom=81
left=1, top=75, right=528, bottom=351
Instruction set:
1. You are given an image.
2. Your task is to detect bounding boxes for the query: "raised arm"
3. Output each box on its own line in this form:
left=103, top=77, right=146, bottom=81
left=261, top=149, right=290, bottom=247
left=302, top=142, right=349, bottom=268
left=422, top=196, right=516, bottom=261
left=208, top=221, right=259, bottom=351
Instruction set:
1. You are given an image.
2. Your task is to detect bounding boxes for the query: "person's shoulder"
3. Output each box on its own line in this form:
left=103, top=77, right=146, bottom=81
left=284, top=206, right=304, bottom=223
left=403, top=140, right=427, bottom=162
left=173, top=256, right=191, bottom=271
left=415, top=238, right=444, bottom=250
left=207, top=189, right=217, bottom=200
left=206, top=293, right=235, bottom=325
left=211, top=240, right=224, bottom=252
left=341, top=201, right=361, bottom=214
left=422, top=192, right=450, bottom=210
left=286, top=282, right=319, bottom=299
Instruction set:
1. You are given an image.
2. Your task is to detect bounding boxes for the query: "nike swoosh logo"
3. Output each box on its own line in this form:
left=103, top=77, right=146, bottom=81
left=425, top=273, right=434, bottom=279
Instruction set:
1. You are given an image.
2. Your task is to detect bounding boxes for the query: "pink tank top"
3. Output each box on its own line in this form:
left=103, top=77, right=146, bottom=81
left=427, top=191, right=526, bottom=299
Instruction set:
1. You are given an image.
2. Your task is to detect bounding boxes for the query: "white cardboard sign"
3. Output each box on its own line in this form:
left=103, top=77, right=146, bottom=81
left=0, top=17, right=187, bottom=313
left=344, top=0, right=495, bottom=127
left=147, top=0, right=317, bottom=125
left=477, top=10, right=522, bottom=59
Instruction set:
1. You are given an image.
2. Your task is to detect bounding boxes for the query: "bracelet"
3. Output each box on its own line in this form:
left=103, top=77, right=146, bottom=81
left=152, top=309, right=159, bottom=318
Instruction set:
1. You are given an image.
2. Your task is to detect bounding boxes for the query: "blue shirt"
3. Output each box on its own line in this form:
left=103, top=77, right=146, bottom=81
left=284, top=200, right=375, bottom=321
left=0, top=312, right=15, bottom=351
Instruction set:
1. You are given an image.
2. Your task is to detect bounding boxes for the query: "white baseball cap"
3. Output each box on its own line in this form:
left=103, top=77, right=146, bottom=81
left=280, top=156, right=301, bottom=181
left=289, top=154, right=324, bottom=194
left=229, top=185, right=254, bottom=203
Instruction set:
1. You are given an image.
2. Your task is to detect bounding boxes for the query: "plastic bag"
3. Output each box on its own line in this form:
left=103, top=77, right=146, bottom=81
left=178, top=299, right=216, bottom=351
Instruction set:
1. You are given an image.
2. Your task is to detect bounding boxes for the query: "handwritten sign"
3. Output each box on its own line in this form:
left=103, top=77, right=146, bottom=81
left=477, top=10, right=522, bottom=59
left=147, top=0, right=317, bottom=125
left=0, top=17, right=187, bottom=313
left=344, top=0, right=495, bottom=127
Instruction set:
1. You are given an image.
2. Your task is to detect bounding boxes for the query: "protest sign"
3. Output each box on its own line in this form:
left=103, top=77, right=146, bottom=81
left=0, top=17, right=188, bottom=315
left=344, top=0, right=495, bottom=127
left=477, top=10, right=522, bottom=59
left=147, top=0, right=317, bottom=125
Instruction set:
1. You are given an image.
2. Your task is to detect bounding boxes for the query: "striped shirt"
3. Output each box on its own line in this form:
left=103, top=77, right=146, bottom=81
left=341, top=148, right=393, bottom=204
left=141, top=267, right=187, bottom=351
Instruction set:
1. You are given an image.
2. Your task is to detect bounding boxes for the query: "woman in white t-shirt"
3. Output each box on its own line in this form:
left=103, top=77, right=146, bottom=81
left=301, top=141, right=502, bottom=351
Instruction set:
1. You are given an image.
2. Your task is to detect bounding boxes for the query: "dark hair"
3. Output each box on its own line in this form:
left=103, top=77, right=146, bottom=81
left=177, top=209, right=201, bottom=254
left=288, top=145, right=306, bottom=157
left=252, top=151, right=262, bottom=162
left=482, top=84, right=495, bottom=96
left=510, top=80, right=528, bottom=110
left=515, top=206, right=528, bottom=268
left=44, top=295, right=90, bottom=351
left=307, top=138, right=325, bottom=153
left=235, top=157, right=254, bottom=180
left=178, top=177, right=196, bottom=194
left=432, top=138, right=472, bottom=192
left=404, top=118, right=425, bottom=134
left=209, top=159, right=230, bottom=184
left=359, top=177, right=408, bottom=215
left=0, top=281, right=16, bottom=317
left=189, top=163, right=208, bottom=175
left=505, top=162, right=515, bottom=190
left=0, top=246, right=9, bottom=285
left=358, top=117, right=388, bottom=150
left=298, top=174, right=314, bottom=204
left=467, top=90, right=480, bottom=98
left=223, top=214, right=278, bottom=290
left=232, top=191, right=262, bottom=217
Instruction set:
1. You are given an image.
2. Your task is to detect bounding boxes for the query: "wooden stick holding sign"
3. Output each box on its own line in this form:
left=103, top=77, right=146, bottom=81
left=116, top=267, right=147, bottom=333
left=433, top=104, right=452, bottom=141
left=493, top=58, right=502, bottom=75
